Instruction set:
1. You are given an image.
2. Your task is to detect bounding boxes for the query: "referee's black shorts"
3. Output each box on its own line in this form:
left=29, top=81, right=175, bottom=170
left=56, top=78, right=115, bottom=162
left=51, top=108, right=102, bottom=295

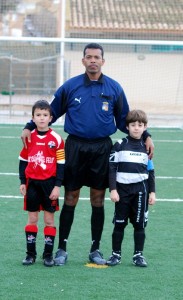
left=63, top=134, right=113, bottom=191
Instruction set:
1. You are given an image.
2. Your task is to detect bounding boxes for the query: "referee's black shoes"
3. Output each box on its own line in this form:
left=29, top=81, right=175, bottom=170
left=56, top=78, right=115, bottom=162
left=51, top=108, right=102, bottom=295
left=133, top=252, right=147, bottom=267
left=54, top=248, right=68, bottom=266
left=106, top=252, right=121, bottom=266
left=89, top=249, right=106, bottom=265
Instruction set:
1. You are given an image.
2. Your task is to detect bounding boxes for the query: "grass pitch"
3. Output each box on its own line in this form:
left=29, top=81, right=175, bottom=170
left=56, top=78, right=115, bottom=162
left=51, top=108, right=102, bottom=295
left=0, top=125, right=183, bottom=300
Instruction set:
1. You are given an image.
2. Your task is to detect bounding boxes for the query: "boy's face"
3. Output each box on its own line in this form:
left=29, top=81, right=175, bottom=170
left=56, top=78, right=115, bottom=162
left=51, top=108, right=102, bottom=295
left=127, top=121, right=147, bottom=139
left=32, top=108, right=52, bottom=131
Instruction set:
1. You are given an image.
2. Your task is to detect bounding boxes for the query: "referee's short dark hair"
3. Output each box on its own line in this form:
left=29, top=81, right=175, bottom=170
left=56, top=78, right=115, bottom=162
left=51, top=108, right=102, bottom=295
left=83, top=43, right=104, bottom=58
left=126, top=109, right=148, bottom=126
left=32, top=100, right=52, bottom=116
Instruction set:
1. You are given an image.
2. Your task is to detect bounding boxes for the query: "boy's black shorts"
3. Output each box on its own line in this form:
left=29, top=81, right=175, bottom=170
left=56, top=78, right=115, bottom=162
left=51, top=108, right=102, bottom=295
left=24, top=177, right=59, bottom=212
left=114, top=181, right=149, bottom=229
left=63, top=134, right=113, bottom=191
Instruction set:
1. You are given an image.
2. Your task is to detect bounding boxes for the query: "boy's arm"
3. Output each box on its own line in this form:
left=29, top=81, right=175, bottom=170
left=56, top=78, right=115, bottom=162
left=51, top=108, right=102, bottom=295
left=109, top=142, right=121, bottom=191
left=55, top=141, right=65, bottom=187
left=144, top=135, right=154, bottom=159
left=48, top=138, right=65, bottom=201
left=109, top=152, right=118, bottom=191
left=148, top=166, right=156, bottom=205
left=147, top=158, right=156, bottom=204
left=19, top=160, right=28, bottom=196
left=148, top=169, right=155, bottom=193
left=55, top=163, right=65, bottom=187
left=149, top=192, right=156, bottom=205
left=19, top=160, right=28, bottom=184
left=21, top=120, right=36, bottom=148
left=24, top=120, right=36, bottom=131
left=110, top=189, right=120, bottom=203
left=49, top=162, right=64, bottom=201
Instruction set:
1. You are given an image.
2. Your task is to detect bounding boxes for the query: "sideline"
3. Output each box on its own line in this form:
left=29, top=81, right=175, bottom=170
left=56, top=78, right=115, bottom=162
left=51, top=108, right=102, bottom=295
left=0, top=195, right=183, bottom=202
left=1, top=172, right=183, bottom=180
left=1, top=135, right=183, bottom=143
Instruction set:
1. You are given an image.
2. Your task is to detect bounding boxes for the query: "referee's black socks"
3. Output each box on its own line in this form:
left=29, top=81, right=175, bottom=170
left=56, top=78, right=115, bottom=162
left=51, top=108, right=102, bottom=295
left=58, top=204, right=75, bottom=251
left=90, top=206, right=104, bottom=253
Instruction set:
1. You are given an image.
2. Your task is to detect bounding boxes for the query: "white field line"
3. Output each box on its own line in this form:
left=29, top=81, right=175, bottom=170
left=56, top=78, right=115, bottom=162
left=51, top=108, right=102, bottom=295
left=1, top=130, right=182, bottom=202
left=0, top=126, right=182, bottom=132
left=0, top=126, right=23, bottom=129
left=0, top=195, right=183, bottom=202
left=0, top=172, right=183, bottom=180
left=112, top=138, right=183, bottom=143
left=0, top=136, right=20, bottom=138
left=1, top=135, right=183, bottom=143
left=149, top=129, right=183, bottom=132
left=0, top=174, right=183, bottom=202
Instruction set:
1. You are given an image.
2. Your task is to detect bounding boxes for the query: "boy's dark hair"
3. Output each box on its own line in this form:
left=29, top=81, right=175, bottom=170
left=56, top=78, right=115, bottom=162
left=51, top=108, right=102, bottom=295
left=32, top=100, right=52, bottom=116
left=83, top=43, right=104, bottom=58
left=126, top=109, right=148, bottom=126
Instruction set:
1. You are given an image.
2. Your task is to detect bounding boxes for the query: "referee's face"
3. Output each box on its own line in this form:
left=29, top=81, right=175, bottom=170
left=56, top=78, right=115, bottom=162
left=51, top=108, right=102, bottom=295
left=82, top=48, right=105, bottom=79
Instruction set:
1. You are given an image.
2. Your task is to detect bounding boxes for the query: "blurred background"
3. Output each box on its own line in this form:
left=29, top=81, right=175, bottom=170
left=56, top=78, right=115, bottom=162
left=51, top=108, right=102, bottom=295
left=0, top=0, right=183, bottom=127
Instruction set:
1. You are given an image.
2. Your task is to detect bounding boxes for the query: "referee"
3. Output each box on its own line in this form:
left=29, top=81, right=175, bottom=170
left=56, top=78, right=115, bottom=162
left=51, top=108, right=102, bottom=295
left=21, top=43, right=154, bottom=265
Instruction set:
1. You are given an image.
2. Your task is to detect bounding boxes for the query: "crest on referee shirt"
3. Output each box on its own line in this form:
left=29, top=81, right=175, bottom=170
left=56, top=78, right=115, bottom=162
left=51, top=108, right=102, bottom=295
left=102, top=102, right=109, bottom=111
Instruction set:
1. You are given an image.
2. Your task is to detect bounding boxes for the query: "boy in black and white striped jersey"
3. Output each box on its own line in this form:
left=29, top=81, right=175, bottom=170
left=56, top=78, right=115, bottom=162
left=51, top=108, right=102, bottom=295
left=106, top=109, right=156, bottom=267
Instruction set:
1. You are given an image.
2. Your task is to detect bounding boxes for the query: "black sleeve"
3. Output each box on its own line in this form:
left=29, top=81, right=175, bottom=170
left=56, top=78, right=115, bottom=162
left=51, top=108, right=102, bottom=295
left=142, top=130, right=151, bottom=141
left=55, top=163, right=65, bottom=187
left=109, top=170, right=117, bottom=191
left=24, top=120, right=36, bottom=131
left=50, top=92, right=68, bottom=124
left=114, top=92, right=129, bottom=134
left=148, top=169, right=155, bottom=193
left=19, top=160, right=28, bottom=184
left=109, top=142, right=121, bottom=191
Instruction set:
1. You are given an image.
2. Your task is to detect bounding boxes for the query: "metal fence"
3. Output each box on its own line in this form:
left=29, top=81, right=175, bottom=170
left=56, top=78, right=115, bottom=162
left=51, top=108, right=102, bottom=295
left=0, top=39, right=183, bottom=127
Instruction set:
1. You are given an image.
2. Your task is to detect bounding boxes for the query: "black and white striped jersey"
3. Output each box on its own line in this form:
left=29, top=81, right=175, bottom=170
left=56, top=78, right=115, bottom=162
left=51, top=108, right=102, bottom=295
left=109, top=135, right=155, bottom=191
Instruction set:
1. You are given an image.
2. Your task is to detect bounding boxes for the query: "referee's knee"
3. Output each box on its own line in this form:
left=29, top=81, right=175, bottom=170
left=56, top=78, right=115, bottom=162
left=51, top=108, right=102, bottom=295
left=90, top=191, right=105, bottom=207
left=64, top=190, right=80, bottom=206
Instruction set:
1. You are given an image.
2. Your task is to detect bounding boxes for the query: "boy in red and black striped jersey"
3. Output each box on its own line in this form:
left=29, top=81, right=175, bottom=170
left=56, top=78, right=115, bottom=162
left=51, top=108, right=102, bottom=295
left=19, top=100, right=65, bottom=267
